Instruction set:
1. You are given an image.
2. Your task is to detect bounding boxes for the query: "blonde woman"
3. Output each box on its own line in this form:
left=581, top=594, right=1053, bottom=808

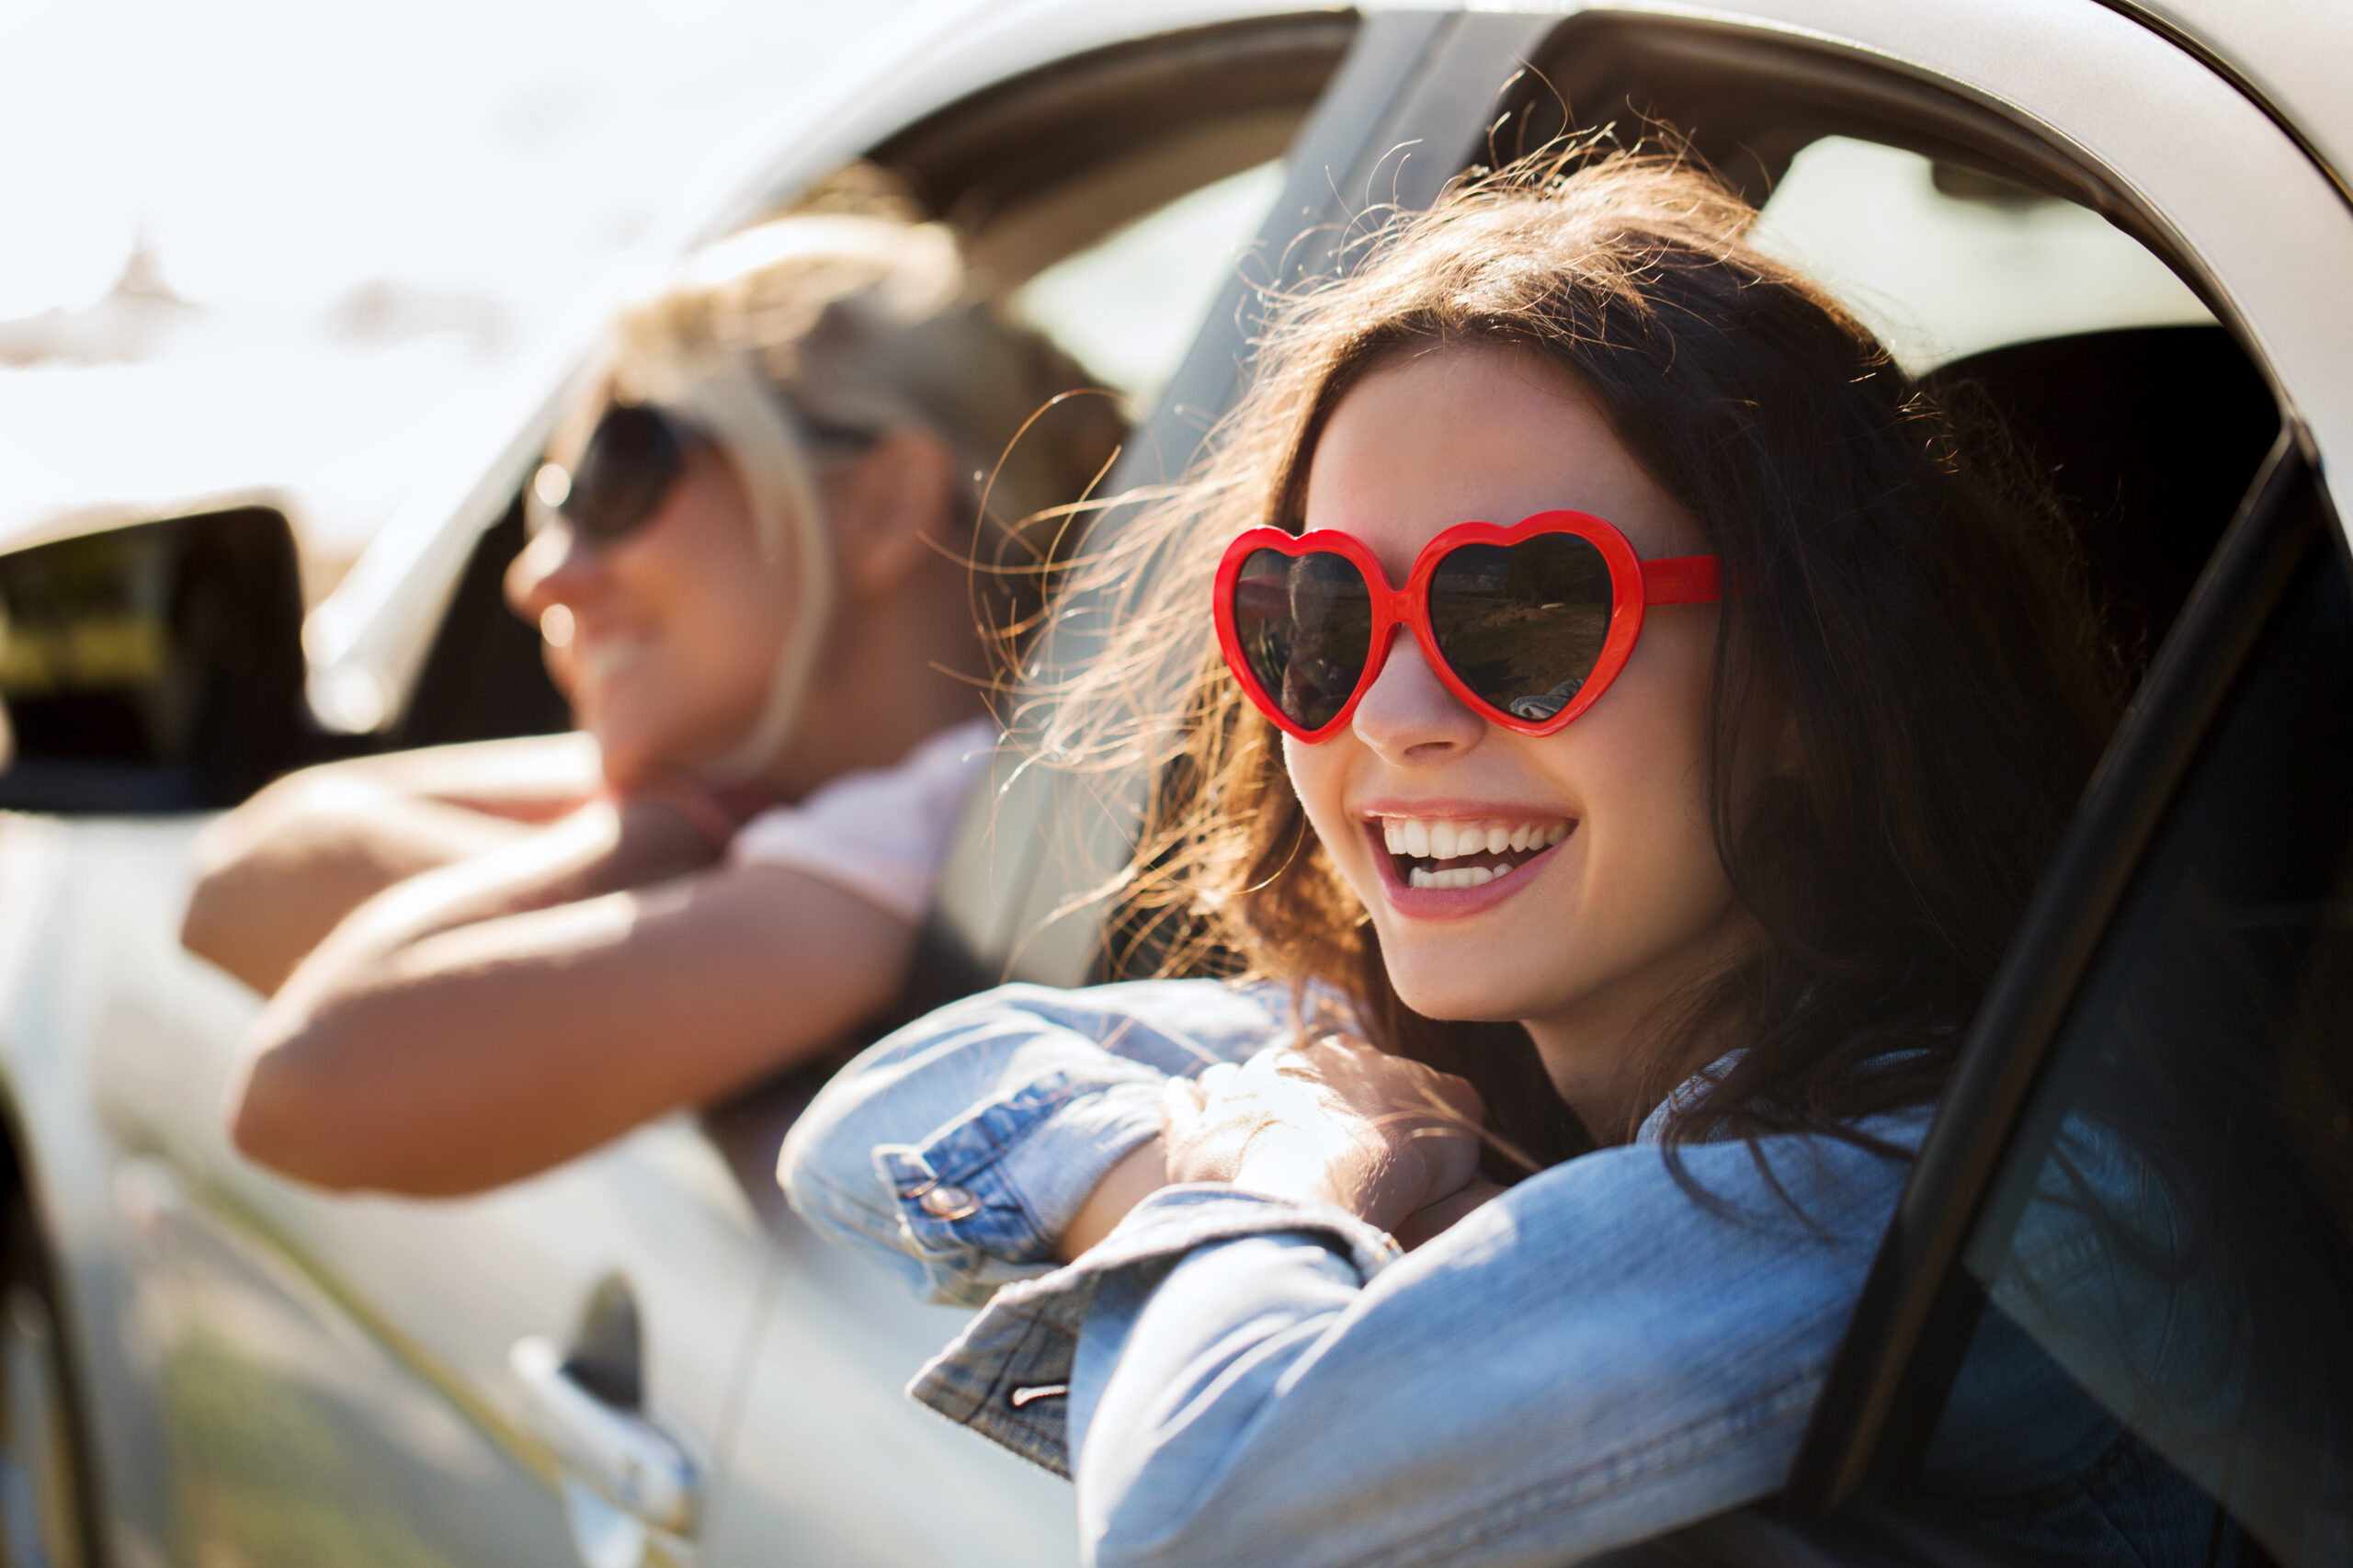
left=183, top=205, right=1120, bottom=1197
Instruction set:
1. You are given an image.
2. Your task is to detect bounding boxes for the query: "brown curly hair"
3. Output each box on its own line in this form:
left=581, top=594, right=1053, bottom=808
left=1037, top=147, right=2120, bottom=1174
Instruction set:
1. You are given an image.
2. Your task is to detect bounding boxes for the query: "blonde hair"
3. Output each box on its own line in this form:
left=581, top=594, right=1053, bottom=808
left=612, top=210, right=1121, bottom=544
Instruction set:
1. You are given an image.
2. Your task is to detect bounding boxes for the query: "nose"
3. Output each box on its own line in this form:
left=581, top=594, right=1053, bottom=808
left=504, top=523, right=596, bottom=625
left=1349, top=630, right=1485, bottom=763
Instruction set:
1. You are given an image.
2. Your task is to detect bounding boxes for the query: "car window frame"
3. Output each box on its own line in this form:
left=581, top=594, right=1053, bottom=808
left=1474, top=3, right=2353, bottom=1522
left=1785, top=428, right=2346, bottom=1510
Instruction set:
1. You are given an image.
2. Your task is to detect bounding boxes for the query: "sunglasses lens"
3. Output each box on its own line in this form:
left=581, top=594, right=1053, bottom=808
left=1231, top=548, right=1374, bottom=733
left=1428, top=535, right=1613, bottom=723
left=561, top=403, right=686, bottom=543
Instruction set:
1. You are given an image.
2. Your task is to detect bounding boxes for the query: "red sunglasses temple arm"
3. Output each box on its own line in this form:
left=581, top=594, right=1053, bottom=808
left=1640, top=555, right=1722, bottom=605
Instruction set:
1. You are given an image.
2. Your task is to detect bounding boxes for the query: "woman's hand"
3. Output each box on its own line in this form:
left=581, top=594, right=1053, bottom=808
left=1160, top=1037, right=1484, bottom=1238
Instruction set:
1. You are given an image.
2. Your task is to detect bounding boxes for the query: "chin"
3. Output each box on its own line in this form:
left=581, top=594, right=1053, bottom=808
left=1381, top=946, right=1560, bottom=1028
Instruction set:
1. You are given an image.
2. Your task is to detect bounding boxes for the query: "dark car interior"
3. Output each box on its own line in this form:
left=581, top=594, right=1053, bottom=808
left=1929, top=324, right=2281, bottom=676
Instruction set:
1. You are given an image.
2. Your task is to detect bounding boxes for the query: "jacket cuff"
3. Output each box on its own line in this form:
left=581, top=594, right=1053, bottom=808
left=903, top=1185, right=1400, bottom=1477
left=874, top=1072, right=1164, bottom=1275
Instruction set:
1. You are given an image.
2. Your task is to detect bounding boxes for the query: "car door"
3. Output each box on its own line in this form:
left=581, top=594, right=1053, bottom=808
left=0, top=506, right=629, bottom=1568
left=81, top=835, right=767, bottom=1568
left=1434, top=1, right=2353, bottom=1561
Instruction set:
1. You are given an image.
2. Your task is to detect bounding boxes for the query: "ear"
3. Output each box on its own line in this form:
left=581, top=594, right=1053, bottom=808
left=826, top=429, right=961, bottom=601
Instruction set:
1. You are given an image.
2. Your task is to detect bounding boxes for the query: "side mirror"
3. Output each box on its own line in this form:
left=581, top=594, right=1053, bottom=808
left=0, top=507, right=307, bottom=813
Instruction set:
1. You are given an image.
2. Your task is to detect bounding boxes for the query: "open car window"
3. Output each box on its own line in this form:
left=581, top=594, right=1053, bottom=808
left=1754, top=136, right=2212, bottom=371
left=1014, top=158, right=1285, bottom=414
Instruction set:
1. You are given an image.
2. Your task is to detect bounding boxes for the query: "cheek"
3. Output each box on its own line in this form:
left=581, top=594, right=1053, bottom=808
left=1282, top=734, right=1374, bottom=896
left=1572, top=615, right=1729, bottom=910
left=603, top=515, right=792, bottom=722
left=676, top=576, right=793, bottom=728
left=644, top=500, right=788, bottom=643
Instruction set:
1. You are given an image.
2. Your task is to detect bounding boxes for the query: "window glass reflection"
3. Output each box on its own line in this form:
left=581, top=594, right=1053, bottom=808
left=1917, top=543, right=2353, bottom=1564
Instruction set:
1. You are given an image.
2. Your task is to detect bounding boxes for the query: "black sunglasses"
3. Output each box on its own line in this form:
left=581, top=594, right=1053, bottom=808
left=536, top=398, right=888, bottom=547
left=537, top=402, right=695, bottom=547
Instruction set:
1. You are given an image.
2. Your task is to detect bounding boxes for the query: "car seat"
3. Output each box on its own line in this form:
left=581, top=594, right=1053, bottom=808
left=1925, top=324, right=2280, bottom=676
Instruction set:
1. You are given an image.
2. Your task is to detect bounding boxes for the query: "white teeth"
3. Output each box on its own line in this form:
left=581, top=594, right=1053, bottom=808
left=1407, top=864, right=1505, bottom=891
left=1379, top=816, right=1574, bottom=864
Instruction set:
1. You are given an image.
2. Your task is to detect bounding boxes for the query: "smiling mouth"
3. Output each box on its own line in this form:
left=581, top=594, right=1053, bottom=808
left=1373, top=815, right=1574, bottom=890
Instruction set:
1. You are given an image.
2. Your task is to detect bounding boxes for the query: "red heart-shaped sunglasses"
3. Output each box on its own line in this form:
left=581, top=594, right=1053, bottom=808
left=1213, top=509, right=1721, bottom=742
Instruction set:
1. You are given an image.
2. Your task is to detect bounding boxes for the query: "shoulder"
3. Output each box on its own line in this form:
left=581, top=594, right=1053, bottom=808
left=1482, top=1112, right=1930, bottom=1270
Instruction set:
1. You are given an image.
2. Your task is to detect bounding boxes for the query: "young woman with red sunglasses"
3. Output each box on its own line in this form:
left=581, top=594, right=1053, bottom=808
left=179, top=189, right=1120, bottom=1195
left=777, top=152, right=2195, bottom=1562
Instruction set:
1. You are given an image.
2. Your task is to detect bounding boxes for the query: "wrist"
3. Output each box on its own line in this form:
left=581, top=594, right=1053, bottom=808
left=1054, top=1137, right=1168, bottom=1262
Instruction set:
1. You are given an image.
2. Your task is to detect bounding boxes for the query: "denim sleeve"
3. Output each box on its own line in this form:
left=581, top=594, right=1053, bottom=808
left=910, top=1124, right=1920, bottom=1565
left=778, top=979, right=1300, bottom=1308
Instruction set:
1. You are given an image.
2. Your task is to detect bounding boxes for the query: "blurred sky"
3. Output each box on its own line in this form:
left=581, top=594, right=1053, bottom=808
left=0, top=0, right=933, bottom=583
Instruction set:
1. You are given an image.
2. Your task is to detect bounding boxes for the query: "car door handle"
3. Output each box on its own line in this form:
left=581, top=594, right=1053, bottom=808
left=510, top=1335, right=700, bottom=1537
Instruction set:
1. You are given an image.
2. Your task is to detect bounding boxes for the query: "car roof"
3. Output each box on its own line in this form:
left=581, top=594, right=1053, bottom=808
left=899, top=0, right=2353, bottom=204
left=2095, top=0, right=2352, bottom=202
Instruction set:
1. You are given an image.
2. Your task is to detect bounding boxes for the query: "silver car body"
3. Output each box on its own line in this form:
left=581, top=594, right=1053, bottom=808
left=1, top=3, right=2346, bottom=1566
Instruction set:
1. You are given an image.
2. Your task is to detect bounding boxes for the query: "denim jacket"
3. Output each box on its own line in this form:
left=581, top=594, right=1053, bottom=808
left=779, top=979, right=1956, bottom=1566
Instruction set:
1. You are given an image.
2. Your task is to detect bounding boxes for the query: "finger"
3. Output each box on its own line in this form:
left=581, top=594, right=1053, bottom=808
left=1159, top=1075, right=1204, bottom=1136
left=1196, top=1061, right=1242, bottom=1096
left=1403, top=1119, right=1486, bottom=1197
left=1248, top=1047, right=1320, bottom=1084
left=1416, top=1069, right=1484, bottom=1128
